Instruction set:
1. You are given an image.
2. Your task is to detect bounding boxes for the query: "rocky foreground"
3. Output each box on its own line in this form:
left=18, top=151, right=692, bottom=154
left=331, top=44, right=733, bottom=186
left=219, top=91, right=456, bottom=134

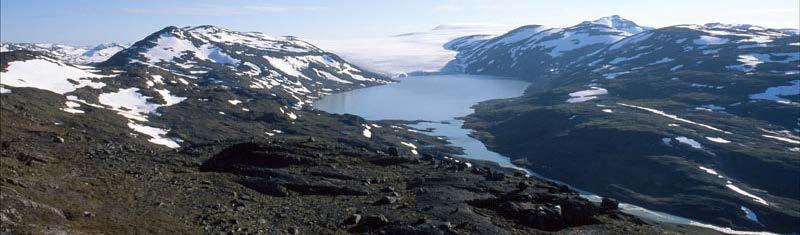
left=0, top=89, right=710, bottom=234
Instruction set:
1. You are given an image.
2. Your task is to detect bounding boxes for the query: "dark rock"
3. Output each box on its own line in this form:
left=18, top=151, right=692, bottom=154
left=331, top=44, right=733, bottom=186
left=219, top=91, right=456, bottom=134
left=375, top=196, right=398, bottom=205
left=362, top=214, right=389, bottom=227
left=343, top=214, right=361, bottom=225
left=287, top=227, right=300, bottom=234
left=601, top=197, right=619, bottom=211
left=238, top=179, right=290, bottom=197
left=284, top=180, right=370, bottom=196
left=387, top=147, right=400, bottom=156
left=487, top=172, right=506, bottom=181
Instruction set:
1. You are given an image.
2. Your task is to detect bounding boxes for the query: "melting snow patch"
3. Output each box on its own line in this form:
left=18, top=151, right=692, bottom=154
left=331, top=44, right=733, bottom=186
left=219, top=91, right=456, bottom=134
left=762, top=135, right=800, bottom=144
left=601, top=109, right=614, bottom=113
left=0, top=87, right=10, bottom=94
left=619, top=103, right=728, bottom=133
left=127, top=122, right=181, bottom=148
left=695, top=104, right=726, bottom=112
left=98, top=88, right=161, bottom=121
left=725, top=181, right=769, bottom=205
left=670, top=65, right=684, bottom=71
left=647, top=57, right=674, bottom=65
left=675, top=136, right=703, bottom=149
left=603, top=71, right=629, bottom=79
left=228, top=100, right=242, bottom=105
left=61, top=101, right=84, bottom=114
left=698, top=166, right=718, bottom=176
left=362, top=124, right=372, bottom=138
left=706, top=137, right=731, bottom=144
left=566, top=87, right=607, bottom=103
left=400, top=141, right=417, bottom=149
left=155, top=89, right=187, bottom=106
left=693, top=36, right=729, bottom=45
left=286, top=112, right=298, bottom=120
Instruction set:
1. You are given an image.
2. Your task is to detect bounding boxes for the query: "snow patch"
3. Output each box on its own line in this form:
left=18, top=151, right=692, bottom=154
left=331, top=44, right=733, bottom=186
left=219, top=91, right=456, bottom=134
left=706, top=137, right=731, bottom=144
left=0, top=58, right=107, bottom=94
left=675, top=136, right=703, bottom=149
left=128, top=122, right=181, bottom=148
left=725, top=181, right=769, bottom=205
left=619, top=103, right=728, bottom=133
left=693, top=36, right=729, bottom=45
left=566, top=87, right=608, bottom=103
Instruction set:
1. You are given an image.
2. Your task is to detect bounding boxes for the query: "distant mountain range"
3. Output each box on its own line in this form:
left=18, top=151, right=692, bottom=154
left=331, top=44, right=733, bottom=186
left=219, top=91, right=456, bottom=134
left=0, top=42, right=128, bottom=64
left=447, top=15, right=800, bottom=233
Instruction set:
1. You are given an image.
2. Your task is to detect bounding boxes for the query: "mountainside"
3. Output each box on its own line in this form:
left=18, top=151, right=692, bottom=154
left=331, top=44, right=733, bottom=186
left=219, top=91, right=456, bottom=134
left=0, top=42, right=127, bottom=64
left=101, top=25, right=390, bottom=109
left=0, top=26, right=692, bottom=234
left=442, top=15, right=649, bottom=76
left=453, top=17, right=800, bottom=233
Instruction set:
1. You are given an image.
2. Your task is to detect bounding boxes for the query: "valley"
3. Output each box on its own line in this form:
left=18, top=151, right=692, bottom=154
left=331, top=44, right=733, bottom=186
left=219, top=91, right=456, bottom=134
left=0, top=10, right=797, bottom=235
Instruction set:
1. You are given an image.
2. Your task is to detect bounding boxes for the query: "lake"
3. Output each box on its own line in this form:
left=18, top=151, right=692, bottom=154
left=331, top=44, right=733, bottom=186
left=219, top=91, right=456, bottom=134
left=314, top=74, right=529, bottom=168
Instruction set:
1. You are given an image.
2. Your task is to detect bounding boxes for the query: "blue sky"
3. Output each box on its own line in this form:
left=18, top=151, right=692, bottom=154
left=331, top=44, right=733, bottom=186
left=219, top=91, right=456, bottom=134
left=2, top=0, right=798, bottom=45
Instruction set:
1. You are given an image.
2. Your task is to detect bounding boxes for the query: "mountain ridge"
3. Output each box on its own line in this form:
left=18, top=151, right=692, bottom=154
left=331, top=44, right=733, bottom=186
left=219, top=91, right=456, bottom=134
left=448, top=16, right=800, bottom=233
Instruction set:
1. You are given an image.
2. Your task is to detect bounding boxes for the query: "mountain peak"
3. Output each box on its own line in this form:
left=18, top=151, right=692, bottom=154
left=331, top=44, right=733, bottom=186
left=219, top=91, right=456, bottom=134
left=583, top=15, right=649, bottom=34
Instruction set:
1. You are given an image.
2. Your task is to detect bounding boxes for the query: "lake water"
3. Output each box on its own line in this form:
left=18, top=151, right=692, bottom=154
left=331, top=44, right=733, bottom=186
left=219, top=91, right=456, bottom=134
left=313, top=74, right=774, bottom=235
left=314, top=74, right=529, bottom=168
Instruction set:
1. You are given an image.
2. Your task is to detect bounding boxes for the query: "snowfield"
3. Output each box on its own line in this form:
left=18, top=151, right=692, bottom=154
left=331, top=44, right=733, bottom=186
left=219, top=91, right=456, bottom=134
left=0, top=58, right=108, bottom=94
left=566, top=87, right=608, bottom=103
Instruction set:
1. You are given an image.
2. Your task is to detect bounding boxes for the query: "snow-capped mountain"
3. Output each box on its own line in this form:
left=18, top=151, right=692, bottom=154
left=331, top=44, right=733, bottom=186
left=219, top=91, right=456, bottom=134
left=314, top=24, right=512, bottom=76
left=451, top=16, right=800, bottom=233
left=1, top=25, right=393, bottom=151
left=0, top=42, right=127, bottom=64
left=101, top=25, right=391, bottom=108
left=442, top=16, right=649, bottom=77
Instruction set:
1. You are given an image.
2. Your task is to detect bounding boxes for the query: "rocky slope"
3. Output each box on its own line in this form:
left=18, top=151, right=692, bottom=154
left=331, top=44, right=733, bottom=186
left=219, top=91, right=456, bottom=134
left=0, top=25, right=698, bottom=234
left=452, top=18, right=800, bottom=233
left=0, top=42, right=127, bottom=64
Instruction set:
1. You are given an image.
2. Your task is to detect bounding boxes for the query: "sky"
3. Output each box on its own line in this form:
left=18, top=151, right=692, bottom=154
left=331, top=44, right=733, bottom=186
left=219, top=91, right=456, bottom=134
left=1, top=0, right=799, bottom=45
